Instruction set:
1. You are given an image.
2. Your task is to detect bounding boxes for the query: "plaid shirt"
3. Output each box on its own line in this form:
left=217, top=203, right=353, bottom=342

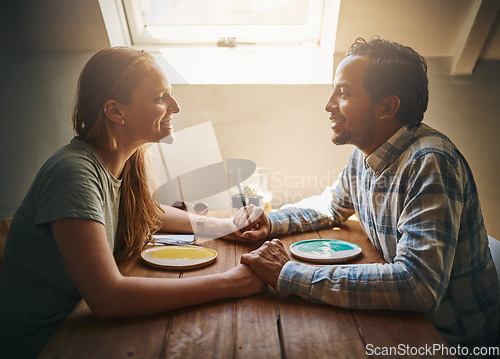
left=268, top=123, right=499, bottom=348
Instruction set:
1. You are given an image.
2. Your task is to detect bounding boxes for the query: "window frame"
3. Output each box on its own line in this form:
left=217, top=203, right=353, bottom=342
left=123, top=0, right=336, bottom=50
left=98, top=0, right=341, bottom=84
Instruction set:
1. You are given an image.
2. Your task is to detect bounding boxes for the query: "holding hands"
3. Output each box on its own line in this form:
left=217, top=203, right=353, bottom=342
left=230, top=205, right=291, bottom=288
left=241, top=239, right=290, bottom=288
left=212, top=205, right=289, bottom=290
left=232, top=204, right=271, bottom=241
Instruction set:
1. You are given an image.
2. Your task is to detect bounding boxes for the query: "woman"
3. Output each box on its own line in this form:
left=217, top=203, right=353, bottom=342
left=0, top=47, right=265, bottom=358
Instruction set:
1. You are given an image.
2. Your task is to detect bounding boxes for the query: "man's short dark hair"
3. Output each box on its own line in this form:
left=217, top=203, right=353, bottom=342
left=347, top=38, right=429, bottom=125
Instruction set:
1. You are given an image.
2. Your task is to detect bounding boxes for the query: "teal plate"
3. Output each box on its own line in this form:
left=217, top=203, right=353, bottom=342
left=290, top=239, right=362, bottom=264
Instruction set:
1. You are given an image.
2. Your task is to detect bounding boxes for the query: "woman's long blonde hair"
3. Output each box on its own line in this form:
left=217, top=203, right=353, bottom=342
left=72, top=47, right=162, bottom=261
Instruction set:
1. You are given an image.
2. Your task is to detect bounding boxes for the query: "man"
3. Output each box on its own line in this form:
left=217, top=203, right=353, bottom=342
left=236, top=38, right=499, bottom=350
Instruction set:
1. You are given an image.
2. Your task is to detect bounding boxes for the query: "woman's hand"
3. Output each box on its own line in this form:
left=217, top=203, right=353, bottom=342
left=222, top=264, right=267, bottom=297
left=206, top=205, right=270, bottom=241
left=202, top=217, right=258, bottom=241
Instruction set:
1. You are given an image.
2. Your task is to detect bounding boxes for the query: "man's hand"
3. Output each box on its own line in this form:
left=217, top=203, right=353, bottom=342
left=233, top=204, right=271, bottom=241
left=240, top=239, right=290, bottom=288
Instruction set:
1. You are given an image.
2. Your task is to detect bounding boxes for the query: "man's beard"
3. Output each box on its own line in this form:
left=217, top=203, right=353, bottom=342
left=331, top=107, right=376, bottom=150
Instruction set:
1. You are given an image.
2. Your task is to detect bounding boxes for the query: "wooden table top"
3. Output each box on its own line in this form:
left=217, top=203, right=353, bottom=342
left=39, top=216, right=454, bottom=359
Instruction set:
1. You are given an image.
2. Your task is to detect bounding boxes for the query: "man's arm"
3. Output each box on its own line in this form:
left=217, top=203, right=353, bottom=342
left=240, top=240, right=436, bottom=312
left=233, top=171, right=356, bottom=241
left=243, top=152, right=465, bottom=313
left=233, top=197, right=342, bottom=241
left=269, top=168, right=356, bottom=236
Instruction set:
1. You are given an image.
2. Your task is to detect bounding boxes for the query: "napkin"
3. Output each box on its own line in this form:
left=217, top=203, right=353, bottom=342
left=152, top=234, right=195, bottom=245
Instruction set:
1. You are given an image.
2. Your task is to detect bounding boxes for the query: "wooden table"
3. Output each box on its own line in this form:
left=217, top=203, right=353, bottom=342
left=40, top=217, right=454, bottom=359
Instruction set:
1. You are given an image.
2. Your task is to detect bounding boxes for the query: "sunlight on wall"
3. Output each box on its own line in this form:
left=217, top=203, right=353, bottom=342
left=155, top=47, right=334, bottom=84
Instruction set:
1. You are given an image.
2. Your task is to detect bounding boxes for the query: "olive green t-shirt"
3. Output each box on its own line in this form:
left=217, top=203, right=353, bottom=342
left=0, top=138, right=121, bottom=358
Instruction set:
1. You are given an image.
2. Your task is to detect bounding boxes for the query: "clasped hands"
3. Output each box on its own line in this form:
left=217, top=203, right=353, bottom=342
left=230, top=204, right=290, bottom=289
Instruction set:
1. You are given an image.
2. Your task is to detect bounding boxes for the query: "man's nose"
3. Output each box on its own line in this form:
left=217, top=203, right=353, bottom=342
left=325, top=95, right=337, bottom=113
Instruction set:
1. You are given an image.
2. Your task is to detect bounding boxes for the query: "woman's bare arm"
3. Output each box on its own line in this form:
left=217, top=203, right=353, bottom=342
left=51, top=218, right=265, bottom=320
left=158, top=205, right=254, bottom=240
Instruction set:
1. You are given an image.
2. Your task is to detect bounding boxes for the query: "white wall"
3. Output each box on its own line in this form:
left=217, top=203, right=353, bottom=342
left=169, top=83, right=354, bottom=208
left=425, top=58, right=500, bottom=239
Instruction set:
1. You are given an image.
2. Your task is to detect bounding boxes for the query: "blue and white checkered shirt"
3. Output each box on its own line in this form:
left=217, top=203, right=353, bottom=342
left=268, top=123, right=499, bottom=349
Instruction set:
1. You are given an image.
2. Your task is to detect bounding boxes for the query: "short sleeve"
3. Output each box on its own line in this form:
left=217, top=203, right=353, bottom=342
left=34, top=154, right=106, bottom=226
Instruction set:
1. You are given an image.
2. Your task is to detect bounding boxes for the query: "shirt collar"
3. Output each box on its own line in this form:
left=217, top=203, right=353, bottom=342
left=364, top=123, right=420, bottom=175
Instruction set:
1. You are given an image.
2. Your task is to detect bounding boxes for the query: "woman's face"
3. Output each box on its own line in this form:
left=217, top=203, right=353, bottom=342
left=119, top=62, right=180, bottom=145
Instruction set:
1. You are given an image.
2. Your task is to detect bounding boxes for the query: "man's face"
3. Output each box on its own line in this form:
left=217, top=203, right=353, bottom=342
left=325, top=55, right=378, bottom=153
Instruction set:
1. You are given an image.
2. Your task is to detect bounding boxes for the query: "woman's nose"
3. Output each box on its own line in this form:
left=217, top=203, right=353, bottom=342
left=169, top=97, right=181, bottom=114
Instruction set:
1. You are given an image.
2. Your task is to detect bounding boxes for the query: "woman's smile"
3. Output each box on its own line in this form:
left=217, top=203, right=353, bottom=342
left=160, top=119, right=173, bottom=129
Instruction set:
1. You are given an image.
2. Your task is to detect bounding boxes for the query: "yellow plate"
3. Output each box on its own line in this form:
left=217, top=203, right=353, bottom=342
left=141, top=246, right=217, bottom=270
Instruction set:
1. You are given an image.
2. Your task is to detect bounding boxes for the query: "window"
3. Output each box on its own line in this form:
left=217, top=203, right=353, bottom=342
left=99, top=0, right=341, bottom=84
left=126, top=0, right=329, bottom=47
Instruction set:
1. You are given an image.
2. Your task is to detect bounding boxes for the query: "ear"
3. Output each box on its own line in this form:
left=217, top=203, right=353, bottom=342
left=103, top=100, right=125, bottom=124
left=377, top=95, right=400, bottom=120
